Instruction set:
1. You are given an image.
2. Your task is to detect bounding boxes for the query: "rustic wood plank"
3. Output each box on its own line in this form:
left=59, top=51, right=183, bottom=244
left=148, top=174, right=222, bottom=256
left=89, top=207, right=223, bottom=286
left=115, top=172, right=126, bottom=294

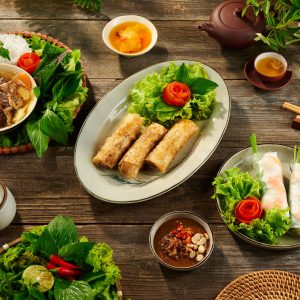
left=0, top=0, right=221, bottom=21
left=1, top=224, right=299, bottom=300
left=1, top=79, right=299, bottom=224
left=0, top=20, right=299, bottom=80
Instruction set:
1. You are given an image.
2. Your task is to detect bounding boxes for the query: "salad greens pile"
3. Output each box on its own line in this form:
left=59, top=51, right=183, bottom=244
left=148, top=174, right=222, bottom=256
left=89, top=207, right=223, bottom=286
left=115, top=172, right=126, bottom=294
left=0, top=35, right=88, bottom=157
left=0, top=216, right=121, bottom=300
left=213, top=167, right=291, bottom=243
left=127, top=62, right=218, bottom=127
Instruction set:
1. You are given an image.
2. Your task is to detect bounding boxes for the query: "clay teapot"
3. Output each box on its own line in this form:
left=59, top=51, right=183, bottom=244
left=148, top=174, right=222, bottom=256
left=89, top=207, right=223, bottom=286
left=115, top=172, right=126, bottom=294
left=199, top=0, right=265, bottom=48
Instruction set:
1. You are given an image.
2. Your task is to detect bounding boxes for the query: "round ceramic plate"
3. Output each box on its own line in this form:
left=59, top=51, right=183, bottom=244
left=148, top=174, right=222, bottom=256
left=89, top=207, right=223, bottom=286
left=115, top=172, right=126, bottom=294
left=216, top=144, right=300, bottom=250
left=75, top=60, right=230, bottom=204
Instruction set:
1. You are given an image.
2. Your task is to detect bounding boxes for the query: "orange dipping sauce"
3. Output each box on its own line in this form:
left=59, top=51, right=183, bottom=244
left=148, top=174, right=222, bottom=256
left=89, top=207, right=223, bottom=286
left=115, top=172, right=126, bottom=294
left=255, top=57, right=285, bottom=77
left=109, top=21, right=152, bottom=54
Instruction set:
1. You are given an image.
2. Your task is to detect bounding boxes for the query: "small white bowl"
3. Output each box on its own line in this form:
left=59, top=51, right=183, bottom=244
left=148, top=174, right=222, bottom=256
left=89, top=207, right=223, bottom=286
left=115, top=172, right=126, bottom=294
left=102, top=15, right=158, bottom=57
left=0, top=63, right=37, bottom=133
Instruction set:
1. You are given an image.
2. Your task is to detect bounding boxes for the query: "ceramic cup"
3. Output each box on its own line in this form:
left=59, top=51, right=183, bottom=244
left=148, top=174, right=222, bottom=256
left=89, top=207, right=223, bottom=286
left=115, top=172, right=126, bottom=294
left=254, top=52, right=287, bottom=83
left=0, top=182, right=16, bottom=230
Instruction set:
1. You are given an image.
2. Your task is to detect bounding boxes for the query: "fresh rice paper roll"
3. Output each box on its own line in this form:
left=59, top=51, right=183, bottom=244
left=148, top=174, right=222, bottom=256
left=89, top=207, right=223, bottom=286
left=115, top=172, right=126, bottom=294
left=145, top=120, right=199, bottom=173
left=255, top=152, right=289, bottom=214
left=289, top=146, right=300, bottom=231
left=289, top=163, right=300, bottom=229
left=118, top=123, right=168, bottom=179
left=92, top=113, right=143, bottom=169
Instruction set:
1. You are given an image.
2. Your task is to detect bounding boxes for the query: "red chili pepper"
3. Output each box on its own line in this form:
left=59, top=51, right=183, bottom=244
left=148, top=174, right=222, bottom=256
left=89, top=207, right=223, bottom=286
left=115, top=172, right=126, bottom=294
left=49, top=266, right=81, bottom=278
left=47, top=262, right=57, bottom=270
left=57, top=267, right=81, bottom=278
left=17, top=52, right=41, bottom=74
left=50, top=255, right=80, bottom=269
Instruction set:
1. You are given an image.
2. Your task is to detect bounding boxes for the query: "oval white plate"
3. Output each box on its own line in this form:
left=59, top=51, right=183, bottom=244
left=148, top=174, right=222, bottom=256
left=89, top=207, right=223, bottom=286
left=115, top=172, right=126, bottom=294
left=215, top=144, right=300, bottom=250
left=75, top=60, right=230, bottom=204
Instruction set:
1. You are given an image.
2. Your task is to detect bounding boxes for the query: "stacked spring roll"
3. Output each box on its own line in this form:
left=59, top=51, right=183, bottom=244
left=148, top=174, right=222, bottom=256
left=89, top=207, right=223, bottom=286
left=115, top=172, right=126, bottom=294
left=250, top=134, right=290, bottom=216
left=289, top=145, right=300, bottom=233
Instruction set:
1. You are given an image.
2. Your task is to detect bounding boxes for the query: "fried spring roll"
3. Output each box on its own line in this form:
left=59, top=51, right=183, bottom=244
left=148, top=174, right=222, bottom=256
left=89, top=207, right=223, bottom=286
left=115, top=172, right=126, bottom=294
left=145, top=120, right=199, bottom=173
left=118, top=123, right=168, bottom=178
left=92, top=114, right=143, bottom=169
left=256, top=152, right=289, bottom=213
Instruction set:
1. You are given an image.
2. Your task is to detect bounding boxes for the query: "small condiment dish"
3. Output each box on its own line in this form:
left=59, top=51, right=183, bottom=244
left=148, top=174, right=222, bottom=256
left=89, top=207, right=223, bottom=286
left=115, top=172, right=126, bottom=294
left=0, top=63, right=37, bottom=133
left=102, top=15, right=158, bottom=57
left=149, top=211, right=214, bottom=271
left=254, top=52, right=287, bottom=83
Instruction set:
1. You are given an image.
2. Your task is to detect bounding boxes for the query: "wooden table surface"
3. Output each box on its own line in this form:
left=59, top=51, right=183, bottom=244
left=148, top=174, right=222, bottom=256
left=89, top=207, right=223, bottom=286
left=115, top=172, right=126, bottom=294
left=1, top=1, right=300, bottom=299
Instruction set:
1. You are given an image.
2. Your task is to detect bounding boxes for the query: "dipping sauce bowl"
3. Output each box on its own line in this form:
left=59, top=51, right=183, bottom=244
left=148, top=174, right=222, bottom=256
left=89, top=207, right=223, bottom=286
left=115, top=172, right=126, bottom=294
left=149, top=211, right=214, bottom=271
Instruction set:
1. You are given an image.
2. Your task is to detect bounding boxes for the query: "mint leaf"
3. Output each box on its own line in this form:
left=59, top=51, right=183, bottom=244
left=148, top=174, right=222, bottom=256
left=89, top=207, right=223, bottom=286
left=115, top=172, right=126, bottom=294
left=54, top=279, right=94, bottom=300
left=175, top=63, right=189, bottom=84
left=26, top=118, right=49, bottom=158
left=28, top=286, right=47, bottom=300
left=188, top=77, right=218, bottom=94
left=0, top=42, right=10, bottom=60
left=58, top=242, right=94, bottom=264
left=39, top=109, right=68, bottom=145
left=36, top=228, right=58, bottom=259
left=47, top=216, right=78, bottom=248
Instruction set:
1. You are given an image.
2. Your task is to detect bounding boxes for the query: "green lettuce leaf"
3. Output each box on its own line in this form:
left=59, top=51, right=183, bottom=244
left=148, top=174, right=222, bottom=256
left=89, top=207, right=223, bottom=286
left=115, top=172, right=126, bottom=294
left=127, top=62, right=217, bottom=127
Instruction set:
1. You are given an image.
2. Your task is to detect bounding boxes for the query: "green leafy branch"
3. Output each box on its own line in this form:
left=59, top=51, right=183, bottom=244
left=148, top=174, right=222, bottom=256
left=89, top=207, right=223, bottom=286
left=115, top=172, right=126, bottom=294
left=73, top=0, right=102, bottom=11
left=243, top=0, right=300, bottom=50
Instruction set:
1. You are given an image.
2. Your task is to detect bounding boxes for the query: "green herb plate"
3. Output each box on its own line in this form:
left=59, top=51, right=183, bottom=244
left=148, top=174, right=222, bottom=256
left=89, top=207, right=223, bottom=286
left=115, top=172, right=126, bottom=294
left=215, top=144, right=300, bottom=250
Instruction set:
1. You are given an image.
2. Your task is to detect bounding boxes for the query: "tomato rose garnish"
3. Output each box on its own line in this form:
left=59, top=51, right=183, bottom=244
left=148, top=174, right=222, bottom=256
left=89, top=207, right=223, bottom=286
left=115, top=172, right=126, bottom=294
left=17, top=52, right=41, bottom=74
left=235, top=196, right=263, bottom=224
left=162, top=81, right=191, bottom=107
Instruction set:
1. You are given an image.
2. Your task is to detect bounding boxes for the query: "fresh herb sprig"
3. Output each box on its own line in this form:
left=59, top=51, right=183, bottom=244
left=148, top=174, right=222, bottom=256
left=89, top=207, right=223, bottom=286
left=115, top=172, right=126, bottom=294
left=294, top=145, right=300, bottom=163
left=74, top=0, right=101, bottom=11
left=243, top=0, right=300, bottom=50
left=0, top=41, right=10, bottom=60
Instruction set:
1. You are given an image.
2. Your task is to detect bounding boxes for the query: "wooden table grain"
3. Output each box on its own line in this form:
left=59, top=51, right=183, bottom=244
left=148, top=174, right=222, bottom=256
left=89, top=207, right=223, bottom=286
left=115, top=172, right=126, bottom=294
left=1, top=1, right=300, bottom=299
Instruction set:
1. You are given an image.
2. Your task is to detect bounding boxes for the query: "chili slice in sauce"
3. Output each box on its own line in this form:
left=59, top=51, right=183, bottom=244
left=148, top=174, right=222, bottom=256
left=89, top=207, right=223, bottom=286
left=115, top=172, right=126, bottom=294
left=235, top=196, right=263, bottom=224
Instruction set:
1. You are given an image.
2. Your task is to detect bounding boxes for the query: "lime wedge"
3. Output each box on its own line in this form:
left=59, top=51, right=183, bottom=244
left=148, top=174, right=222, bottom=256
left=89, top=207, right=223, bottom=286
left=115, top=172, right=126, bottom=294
left=22, top=265, right=54, bottom=292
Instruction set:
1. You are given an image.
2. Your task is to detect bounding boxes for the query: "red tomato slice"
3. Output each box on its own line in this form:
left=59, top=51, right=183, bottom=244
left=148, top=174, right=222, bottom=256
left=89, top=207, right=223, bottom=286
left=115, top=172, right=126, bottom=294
left=162, top=81, right=191, bottom=107
left=235, top=197, right=263, bottom=224
left=17, top=52, right=40, bottom=75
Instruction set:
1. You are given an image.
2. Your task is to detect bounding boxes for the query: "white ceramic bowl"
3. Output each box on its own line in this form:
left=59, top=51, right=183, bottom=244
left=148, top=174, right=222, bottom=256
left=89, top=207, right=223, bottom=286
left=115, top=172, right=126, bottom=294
left=102, top=15, right=158, bottom=57
left=149, top=211, right=214, bottom=271
left=0, top=63, right=37, bottom=133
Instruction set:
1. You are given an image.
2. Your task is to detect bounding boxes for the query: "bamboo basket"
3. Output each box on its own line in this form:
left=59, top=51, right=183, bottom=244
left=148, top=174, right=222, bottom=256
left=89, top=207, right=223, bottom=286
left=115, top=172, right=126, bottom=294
left=216, top=270, right=300, bottom=300
left=0, top=31, right=87, bottom=155
left=0, top=237, right=123, bottom=300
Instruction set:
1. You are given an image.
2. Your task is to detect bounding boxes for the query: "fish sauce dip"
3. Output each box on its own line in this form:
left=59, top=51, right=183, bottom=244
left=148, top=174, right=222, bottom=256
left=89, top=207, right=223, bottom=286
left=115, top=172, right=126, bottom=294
left=0, top=70, right=33, bottom=128
left=153, top=218, right=210, bottom=268
left=109, top=21, right=152, bottom=54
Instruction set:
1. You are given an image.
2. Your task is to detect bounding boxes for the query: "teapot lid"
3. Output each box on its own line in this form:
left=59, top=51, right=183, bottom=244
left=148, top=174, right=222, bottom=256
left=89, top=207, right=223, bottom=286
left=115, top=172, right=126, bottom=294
left=213, top=0, right=264, bottom=31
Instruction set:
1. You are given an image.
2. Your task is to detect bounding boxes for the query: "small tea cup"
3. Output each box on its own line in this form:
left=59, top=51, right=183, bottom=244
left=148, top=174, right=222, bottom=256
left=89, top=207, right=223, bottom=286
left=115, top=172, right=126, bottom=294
left=254, top=52, right=287, bottom=83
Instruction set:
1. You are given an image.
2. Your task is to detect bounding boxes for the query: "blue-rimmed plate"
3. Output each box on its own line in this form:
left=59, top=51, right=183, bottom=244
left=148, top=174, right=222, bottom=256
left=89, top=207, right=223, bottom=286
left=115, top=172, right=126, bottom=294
left=75, top=60, right=230, bottom=204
